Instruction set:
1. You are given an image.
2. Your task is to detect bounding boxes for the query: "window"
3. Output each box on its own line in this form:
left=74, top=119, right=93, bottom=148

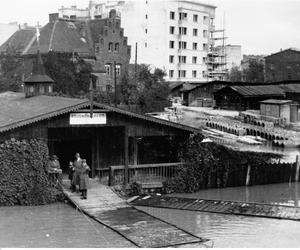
left=169, top=26, right=175, bottom=34
left=203, top=16, right=208, bottom=25
left=116, top=22, right=120, bottom=29
left=202, top=70, right=206, bottom=77
left=170, top=11, right=175, bottom=20
left=127, top=48, right=131, bottom=55
left=104, top=29, right=108, bottom=36
left=193, top=28, right=198, bottom=36
left=192, top=56, right=197, bottom=64
left=108, top=21, right=112, bottom=28
left=179, top=12, right=187, bottom=20
left=114, top=43, right=119, bottom=52
left=48, top=85, right=53, bottom=93
left=169, top=70, right=174, bottom=78
left=108, top=42, right=113, bottom=52
left=120, top=30, right=123, bottom=36
left=178, top=56, right=186, bottom=63
left=178, top=41, right=187, bottom=49
left=116, top=64, right=121, bottom=76
left=145, top=42, right=147, bottom=47
left=105, top=64, right=111, bottom=75
left=193, top=14, right=198, bottom=22
left=179, top=27, right=187, bottom=35
left=193, top=42, right=197, bottom=50
left=95, top=45, right=100, bottom=53
left=123, top=38, right=127, bottom=45
left=192, top=70, right=197, bottom=78
left=169, top=55, right=174, bottom=63
left=145, top=14, right=148, bottom=19
left=203, top=43, right=208, bottom=51
left=202, top=57, right=206, bottom=63
left=169, top=40, right=175, bottom=49
left=178, top=70, right=186, bottom=78
left=145, top=28, right=148, bottom=34
left=203, top=30, right=208, bottom=38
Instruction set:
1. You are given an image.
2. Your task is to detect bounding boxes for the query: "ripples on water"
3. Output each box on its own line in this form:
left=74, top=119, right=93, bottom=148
left=137, top=206, right=300, bottom=248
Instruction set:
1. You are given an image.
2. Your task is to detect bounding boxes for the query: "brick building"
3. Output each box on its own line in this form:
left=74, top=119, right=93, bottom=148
left=265, top=48, right=300, bottom=82
left=76, top=9, right=131, bottom=92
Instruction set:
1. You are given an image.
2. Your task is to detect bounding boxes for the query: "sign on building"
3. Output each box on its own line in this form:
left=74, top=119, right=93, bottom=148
left=70, top=113, right=107, bottom=125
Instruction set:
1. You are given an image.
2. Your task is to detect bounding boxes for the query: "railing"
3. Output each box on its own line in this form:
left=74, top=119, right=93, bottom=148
left=107, top=162, right=182, bottom=186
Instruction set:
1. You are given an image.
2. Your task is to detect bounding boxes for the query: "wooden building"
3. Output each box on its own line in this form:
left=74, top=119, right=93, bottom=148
left=0, top=53, right=199, bottom=183
left=214, top=85, right=285, bottom=111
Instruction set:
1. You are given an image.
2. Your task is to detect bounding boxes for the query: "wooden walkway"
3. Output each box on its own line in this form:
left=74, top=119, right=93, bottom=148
left=61, top=180, right=209, bottom=248
left=131, top=195, right=300, bottom=221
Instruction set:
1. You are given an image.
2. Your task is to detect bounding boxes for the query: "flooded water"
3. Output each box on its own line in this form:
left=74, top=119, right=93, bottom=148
left=170, top=182, right=300, bottom=207
left=0, top=202, right=133, bottom=248
left=137, top=206, right=300, bottom=248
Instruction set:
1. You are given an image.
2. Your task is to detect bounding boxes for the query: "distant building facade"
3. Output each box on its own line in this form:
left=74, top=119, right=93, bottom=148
left=225, top=44, right=242, bottom=69
left=60, top=0, right=216, bottom=83
left=265, top=48, right=300, bottom=82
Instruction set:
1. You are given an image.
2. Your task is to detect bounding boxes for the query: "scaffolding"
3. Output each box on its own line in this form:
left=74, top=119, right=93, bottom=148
left=205, top=27, right=228, bottom=81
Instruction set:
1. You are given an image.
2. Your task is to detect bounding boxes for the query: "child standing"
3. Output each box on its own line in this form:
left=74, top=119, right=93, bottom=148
left=79, top=159, right=90, bottom=199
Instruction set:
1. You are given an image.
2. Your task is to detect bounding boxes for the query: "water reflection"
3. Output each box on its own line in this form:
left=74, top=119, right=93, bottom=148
left=170, top=182, right=300, bottom=207
left=137, top=206, right=300, bottom=248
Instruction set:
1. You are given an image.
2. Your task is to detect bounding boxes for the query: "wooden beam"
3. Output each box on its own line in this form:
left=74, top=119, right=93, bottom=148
left=124, top=127, right=129, bottom=185
left=133, top=137, right=138, bottom=165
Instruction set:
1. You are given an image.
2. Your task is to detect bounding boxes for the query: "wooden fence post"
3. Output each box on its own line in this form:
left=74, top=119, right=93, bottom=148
left=245, top=164, right=251, bottom=186
left=295, top=155, right=300, bottom=182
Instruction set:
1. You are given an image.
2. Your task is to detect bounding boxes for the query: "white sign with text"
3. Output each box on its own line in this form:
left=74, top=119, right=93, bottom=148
left=70, top=113, right=107, bottom=125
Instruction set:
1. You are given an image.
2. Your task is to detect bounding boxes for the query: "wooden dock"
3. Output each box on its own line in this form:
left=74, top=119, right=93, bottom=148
left=131, top=195, right=300, bottom=221
left=61, top=180, right=209, bottom=248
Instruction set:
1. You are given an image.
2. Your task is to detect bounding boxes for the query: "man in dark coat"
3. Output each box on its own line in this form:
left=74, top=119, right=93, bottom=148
left=79, top=159, right=90, bottom=199
left=71, top=153, right=82, bottom=192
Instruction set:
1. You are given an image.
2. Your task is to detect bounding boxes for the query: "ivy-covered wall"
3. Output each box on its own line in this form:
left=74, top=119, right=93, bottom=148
left=0, top=139, right=63, bottom=206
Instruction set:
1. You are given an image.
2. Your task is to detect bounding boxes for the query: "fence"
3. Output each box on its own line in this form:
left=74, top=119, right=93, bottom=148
left=106, top=162, right=181, bottom=186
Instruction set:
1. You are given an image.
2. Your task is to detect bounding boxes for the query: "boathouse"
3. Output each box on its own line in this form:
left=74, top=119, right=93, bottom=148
left=0, top=52, right=200, bottom=184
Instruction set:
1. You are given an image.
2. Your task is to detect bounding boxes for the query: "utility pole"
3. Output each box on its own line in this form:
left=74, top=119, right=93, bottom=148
left=114, top=61, right=117, bottom=107
left=134, top=42, right=138, bottom=84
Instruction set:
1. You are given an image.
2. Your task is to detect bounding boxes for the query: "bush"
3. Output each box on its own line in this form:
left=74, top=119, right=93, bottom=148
left=165, top=134, right=281, bottom=193
left=0, top=139, right=63, bottom=206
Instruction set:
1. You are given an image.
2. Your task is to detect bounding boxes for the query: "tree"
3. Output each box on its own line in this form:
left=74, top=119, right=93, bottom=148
left=119, top=64, right=171, bottom=113
left=228, top=66, right=242, bottom=82
left=243, top=60, right=265, bottom=83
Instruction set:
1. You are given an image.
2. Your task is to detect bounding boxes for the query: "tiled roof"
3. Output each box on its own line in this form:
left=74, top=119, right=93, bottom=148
left=279, top=83, right=300, bottom=93
left=22, top=20, right=92, bottom=56
left=0, top=29, right=36, bottom=54
left=0, top=92, right=201, bottom=134
left=229, top=85, right=285, bottom=97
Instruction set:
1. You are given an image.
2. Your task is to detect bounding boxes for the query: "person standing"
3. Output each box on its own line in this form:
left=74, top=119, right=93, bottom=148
left=71, top=153, right=82, bottom=193
left=68, top=161, right=74, bottom=189
left=79, top=159, right=90, bottom=199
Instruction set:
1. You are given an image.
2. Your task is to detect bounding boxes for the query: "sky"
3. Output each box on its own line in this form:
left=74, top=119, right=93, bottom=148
left=0, top=0, right=300, bottom=55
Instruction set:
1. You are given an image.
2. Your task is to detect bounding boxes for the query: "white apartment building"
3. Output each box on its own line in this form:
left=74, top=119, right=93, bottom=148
left=59, top=0, right=216, bottom=82
left=225, top=44, right=242, bottom=69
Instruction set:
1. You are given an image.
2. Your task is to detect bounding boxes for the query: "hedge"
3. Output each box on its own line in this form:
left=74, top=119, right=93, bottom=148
left=0, top=138, right=63, bottom=206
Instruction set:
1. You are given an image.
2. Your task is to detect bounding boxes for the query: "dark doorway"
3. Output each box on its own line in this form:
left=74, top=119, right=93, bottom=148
left=51, top=139, right=92, bottom=174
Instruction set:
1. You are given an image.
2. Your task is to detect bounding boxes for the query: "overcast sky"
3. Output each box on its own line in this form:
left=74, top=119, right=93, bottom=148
left=0, top=0, right=299, bottom=55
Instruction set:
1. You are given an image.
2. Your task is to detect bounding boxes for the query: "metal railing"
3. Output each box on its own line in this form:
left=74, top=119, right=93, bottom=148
left=107, top=162, right=182, bottom=186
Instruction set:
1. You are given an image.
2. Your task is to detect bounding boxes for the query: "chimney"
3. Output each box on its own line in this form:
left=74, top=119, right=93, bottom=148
left=49, top=13, right=59, bottom=23
left=109, top=9, right=117, bottom=18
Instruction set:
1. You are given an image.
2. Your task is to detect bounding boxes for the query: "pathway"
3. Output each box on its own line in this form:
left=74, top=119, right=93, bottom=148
left=131, top=195, right=300, bottom=221
left=61, top=180, right=209, bottom=248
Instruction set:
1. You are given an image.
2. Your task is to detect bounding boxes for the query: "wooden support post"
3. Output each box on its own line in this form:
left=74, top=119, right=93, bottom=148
left=246, top=164, right=251, bottom=186
left=109, top=166, right=114, bottom=186
left=124, top=127, right=129, bottom=186
left=295, top=155, right=300, bottom=182
left=133, top=137, right=138, bottom=166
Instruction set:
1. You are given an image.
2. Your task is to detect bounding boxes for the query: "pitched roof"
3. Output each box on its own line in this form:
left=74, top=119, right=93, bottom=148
left=0, top=28, right=36, bottom=54
left=0, top=92, right=89, bottom=132
left=224, top=85, right=285, bottom=97
left=279, top=83, right=300, bottom=93
left=22, top=20, right=92, bottom=56
left=24, top=50, right=54, bottom=83
left=0, top=92, right=200, bottom=134
left=265, top=48, right=300, bottom=58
